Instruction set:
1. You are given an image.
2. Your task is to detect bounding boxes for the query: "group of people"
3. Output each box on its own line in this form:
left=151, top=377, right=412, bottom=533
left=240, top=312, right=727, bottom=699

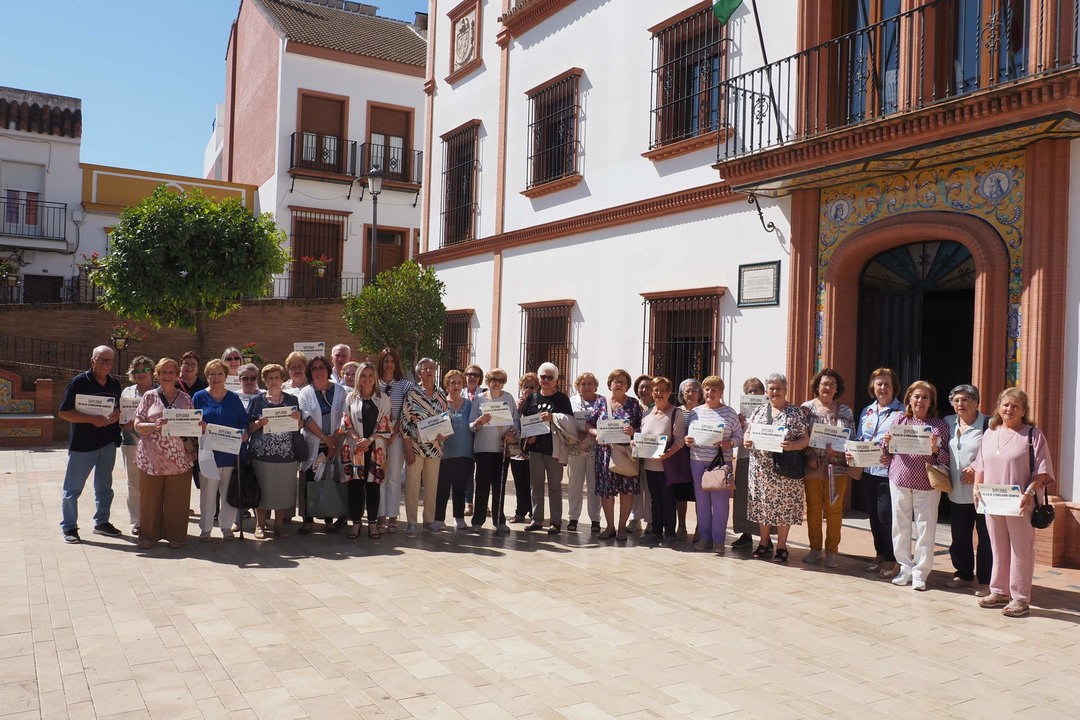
left=56, top=345, right=1055, bottom=618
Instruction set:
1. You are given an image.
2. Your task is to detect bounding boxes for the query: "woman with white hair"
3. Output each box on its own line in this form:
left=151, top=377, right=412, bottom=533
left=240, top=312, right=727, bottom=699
left=400, top=357, right=447, bottom=536
left=521, top=362, right=576, bottom=534
left=221, top=347, right=243, bottom=377
left=743, top=372, right=810, bottom=564
left=943, top=383, right=992, bottom=596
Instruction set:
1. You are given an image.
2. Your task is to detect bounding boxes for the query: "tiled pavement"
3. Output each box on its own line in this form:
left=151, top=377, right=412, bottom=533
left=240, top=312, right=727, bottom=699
left=2, top=447, right=1079, bottom=720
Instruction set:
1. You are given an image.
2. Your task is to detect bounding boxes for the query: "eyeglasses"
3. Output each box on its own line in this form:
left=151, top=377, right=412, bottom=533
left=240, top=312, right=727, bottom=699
left=540, top=375, right=555, bottom=381
left=225, top=356, right=241, bottom=361
left=132, top=367, right=153, bottom=374
left=465, top=372, right=482, bottom=378
left=240, top=376, right=257, bottom=382
left=489, top=377, right=506, bottom=383
left=521, top=385, right=536, bottom=391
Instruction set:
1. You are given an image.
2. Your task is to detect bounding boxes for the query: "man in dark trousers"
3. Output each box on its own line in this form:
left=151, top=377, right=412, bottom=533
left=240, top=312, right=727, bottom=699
left=57, top=345, right=123, bottom=543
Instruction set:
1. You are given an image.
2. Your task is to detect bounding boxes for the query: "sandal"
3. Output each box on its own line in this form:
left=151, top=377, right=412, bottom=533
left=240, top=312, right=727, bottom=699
left=254, top=526, right=267, bottom=540
left=368, top=526, right=382, bottom=539
left=1002, top=600, right=1030, bottom=618
left=598, top=528, right=616, bottom=540
left=751, top=543, right=773, bottom=559
left=347, top=524, right=361, bottom=540
left=615, top=531, right=628, bottom=542
left=773, top=548, right=789, bottom=564
left=387, top=519, right=398, bottom=534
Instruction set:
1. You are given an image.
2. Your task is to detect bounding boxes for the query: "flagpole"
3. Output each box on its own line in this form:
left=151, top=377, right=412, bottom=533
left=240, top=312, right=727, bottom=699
left=749, top=0, right=784, bottom=142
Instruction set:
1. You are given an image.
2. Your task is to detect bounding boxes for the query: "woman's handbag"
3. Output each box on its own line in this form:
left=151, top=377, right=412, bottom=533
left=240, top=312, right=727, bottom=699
left=604, top=400, right=639, bottom=476
left=662, top=407, right=693, bottom=485
left=306, top=455, right=348, bottom=518
left=767, top=405, right=805, bottom=480
left=701, top=453, right=734, bottom=491
left=1027, top=428, right=1055, bottom=529
left=227, top=456, right=262, bottom=514
left=291, top=431, right=310, bottom=462
left=926, top=463, right=953, bottom=492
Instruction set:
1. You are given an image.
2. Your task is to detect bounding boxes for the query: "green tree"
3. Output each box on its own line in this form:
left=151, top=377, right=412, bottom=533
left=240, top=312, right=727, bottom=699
left=342, top=260, right=447, bottom=373
left=94, top=186, right=289, bottom=339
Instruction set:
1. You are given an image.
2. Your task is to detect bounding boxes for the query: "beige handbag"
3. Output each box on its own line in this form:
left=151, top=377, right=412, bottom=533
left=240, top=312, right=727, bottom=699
left=925, top=463, right=952, bottom=492
left=605, top=400, right=639, bottom=476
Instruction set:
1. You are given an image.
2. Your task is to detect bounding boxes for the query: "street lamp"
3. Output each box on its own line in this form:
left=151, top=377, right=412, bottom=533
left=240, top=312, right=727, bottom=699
left=366, top=165, right=383, bottom=286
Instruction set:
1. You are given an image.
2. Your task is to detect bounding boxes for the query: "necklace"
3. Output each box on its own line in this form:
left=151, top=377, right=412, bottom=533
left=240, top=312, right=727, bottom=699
left=995, top=429, right=1020, bottom=455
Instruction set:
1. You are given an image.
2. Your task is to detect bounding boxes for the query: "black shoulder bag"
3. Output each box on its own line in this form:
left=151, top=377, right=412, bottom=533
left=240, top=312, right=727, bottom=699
left=768, top=405, right=805, bottom=480
left=1028, top=427, right=1055, bottom=530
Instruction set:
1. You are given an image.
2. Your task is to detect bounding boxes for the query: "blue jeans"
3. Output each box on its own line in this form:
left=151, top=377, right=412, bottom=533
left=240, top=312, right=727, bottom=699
left=61, top=444, right=117, bottom=530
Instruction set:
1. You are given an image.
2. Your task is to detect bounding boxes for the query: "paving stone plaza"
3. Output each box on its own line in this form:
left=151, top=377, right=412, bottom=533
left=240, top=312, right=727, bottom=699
left=3, top=447, right=1079, bottom=719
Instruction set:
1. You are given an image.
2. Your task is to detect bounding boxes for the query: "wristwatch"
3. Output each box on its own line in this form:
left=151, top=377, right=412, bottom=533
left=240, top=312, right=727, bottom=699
left=1025, top=487, right=1036, bottom=497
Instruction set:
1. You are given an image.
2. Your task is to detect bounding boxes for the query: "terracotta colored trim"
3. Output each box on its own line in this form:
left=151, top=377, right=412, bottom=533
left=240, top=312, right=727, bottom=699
left=495, top=0, right=511, bottom=236
left=446, top=0, right=476, bottom=21
left=296, top=87, right=350, bottom=142
left=285, top=41, right=425, bottom=77
left=490, top=249, right=503, bottom=368
left=642, top=130, right=726, bottom=162
left=519, top=298, right=576, bottom=309
left=445, top=308, right=476, bottom=316
left=421, top=0, right=438, bottom=253
left=445, top=57, right=483, bottom=85
left=520, top=173, right=583, bottom=199
left=361, top=222, right=411, bottom=277
left=423, top=79, right=436, bottom=95
left=287, top=168, right=356, bottom=183
left=287, top=205, right=352, bottom=216
left=499, top=0, right=579, bottom=37
left=440, top=118, right=483, bottom=141
left=226, top=21, right=238, bottom=181
left=785, top=189, right=820, bottom=405
left=446, top=0, right=483, bottom=85
left=365, top=99, right=416, bottom=148
left=717, top=72, right=1080, bottom=190
left=81, top=202, right=122, bottom=214
left=647, top=0, right=712, bottom=34
left=640, top=286, right=726, bottom=301
left=418, top=182, right=739, bottom=263
left=524, top=68, right=584, bottom=98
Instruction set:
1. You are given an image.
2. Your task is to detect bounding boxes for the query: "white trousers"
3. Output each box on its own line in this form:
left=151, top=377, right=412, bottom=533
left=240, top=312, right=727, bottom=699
left=121, top=444, right=140, bottom=527
left=890, top=483, right=941, bottom=582
left=378, top=437, right=406, bottom=518
left=567, top=452, right=601, bottom=523
left=199, top=467, right=237, bottom=534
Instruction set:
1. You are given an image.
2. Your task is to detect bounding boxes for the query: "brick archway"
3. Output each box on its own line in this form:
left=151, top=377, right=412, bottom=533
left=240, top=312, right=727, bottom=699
left=820, top=211, right=1010, bottom=413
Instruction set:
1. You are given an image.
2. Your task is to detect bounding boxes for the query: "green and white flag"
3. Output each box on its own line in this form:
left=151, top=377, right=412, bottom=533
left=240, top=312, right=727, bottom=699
left=712, top=0, right=743, bottom=25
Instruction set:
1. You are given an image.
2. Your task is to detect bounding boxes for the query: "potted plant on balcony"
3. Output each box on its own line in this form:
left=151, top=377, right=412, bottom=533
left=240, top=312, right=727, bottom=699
left=110, top=321, right=147, bottom=351
left=0, top=258, right=19, bottom=287
left=241, top=342, right=263, bottom=365
left=78, top=252, right=103, bottom=272
left=301, top=254, right=333, bottom=278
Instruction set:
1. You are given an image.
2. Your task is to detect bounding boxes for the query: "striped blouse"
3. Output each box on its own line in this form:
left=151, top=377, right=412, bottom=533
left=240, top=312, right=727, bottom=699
left=381, top=378, right=415, bottom=424
left=401, top=385, right=448, bottom=459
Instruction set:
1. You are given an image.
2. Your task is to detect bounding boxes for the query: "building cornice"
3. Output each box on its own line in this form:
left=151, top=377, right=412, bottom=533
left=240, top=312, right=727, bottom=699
left=497, top=0, right=578, bottom=38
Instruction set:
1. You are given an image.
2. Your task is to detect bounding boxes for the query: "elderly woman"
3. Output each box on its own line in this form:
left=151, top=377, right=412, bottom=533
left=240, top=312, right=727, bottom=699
left=340, top=361, right=391, bottom=539
left=744, top=373, right=809, bottom=564
left=853, top=367, right=904, bottom=578
left=588, top=369, right=643, bottom=541
left=281, top=351, right=309, bottom=394
left=193, top=359, right=250, bottom=541
left=297, top=355, right=346, bottom=534
left=469, top=368, right=518, bottom=533
left=639, top=377, right=689, bottom=547
left=133, top=358, right=194, bottom=549
left=507, top=374, right=538, bottom=524
left=247, top=363, right=303, bottom=539
left=340, top=361, right=360, bottom=391
left=462, top=364, right=486, bottom=515
left=944, top=384, right=992, bottom=596
left=800, top=369, right=855, bottom=568
left=686, top=375, right=742, bottom=553
left=631, top=375, right=654, bottom=533
left=221, top=347, right=243, bottom=377
left=882, top=381, right=950, bottom=591
left=376, top=348, right=413, bottom=534
left=973, top=388, right=1055, bottom=617
left=434, top=370, right=474, bottom=531
left=567, top=372, right=605, bottom=532
left=521, top=363, right=576, bottom=534
left=237, top=363, right=262, bottom=411
left=120, top=355, right=155, bottom=535
left=732, top=377, right=765, bottom=550
left=672, top=378, right=702, bottom=541
left=401, top=357, right=447, bottom=536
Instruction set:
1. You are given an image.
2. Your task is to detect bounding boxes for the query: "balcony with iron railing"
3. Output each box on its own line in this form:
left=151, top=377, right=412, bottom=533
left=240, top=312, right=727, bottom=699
left=716, top=0, right=1080, bottom=182
left=0, top=197, right=67, bottom=241
left=359, top=142, right=423, bottom=186
left=289, top=132, right=358, bottom=179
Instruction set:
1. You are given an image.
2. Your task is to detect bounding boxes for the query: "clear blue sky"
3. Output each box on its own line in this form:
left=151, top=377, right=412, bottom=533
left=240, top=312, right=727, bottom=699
left=4, top=0, right=430, bottom=178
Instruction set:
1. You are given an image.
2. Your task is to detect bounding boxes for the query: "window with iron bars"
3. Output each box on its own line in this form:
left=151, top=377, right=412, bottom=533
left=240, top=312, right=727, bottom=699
left=642, top=291, right=722, bottom=381
left=526, top=70, right=582, bottom=188
left=649, top=4, right=727, bottom=149
left=441, top=121, right=480, bottom=247
left=442, top=310, right=473, bottom=372
left=520, top=301, right=574, bottom=394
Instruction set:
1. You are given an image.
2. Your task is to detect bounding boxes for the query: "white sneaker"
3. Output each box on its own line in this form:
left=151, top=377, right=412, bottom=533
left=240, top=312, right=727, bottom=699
left=824, top=553, right=840, bottom=568
left=803, top=550, right=821, bottom=564
left=455, top=518, right=468, bottom=530
left=913, top=579, right=928, bottom=591
left=892, top=572, right=912, bottom=586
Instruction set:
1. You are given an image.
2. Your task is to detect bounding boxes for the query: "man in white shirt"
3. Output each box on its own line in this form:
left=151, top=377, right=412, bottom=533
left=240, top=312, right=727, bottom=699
left=330, top=343, right=352, bottom=385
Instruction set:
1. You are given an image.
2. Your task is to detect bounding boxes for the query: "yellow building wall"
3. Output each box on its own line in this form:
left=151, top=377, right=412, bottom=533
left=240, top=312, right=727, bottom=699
left=80, top=164, right=257, bottom=213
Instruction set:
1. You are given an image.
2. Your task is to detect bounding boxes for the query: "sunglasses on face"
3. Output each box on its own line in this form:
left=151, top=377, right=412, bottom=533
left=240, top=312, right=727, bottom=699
left=540, top=375, right=555, bottom=381
left=522, top=385, right=536, bottom=391
left=465, top=372, right=482, bottom=378
left=225, top=356, right=241, bottom=361
left=241, top=376, right=257, bottom=382
left=489, top=377, right=506, bottom=383
left=132, top=367, right=153, bottom=374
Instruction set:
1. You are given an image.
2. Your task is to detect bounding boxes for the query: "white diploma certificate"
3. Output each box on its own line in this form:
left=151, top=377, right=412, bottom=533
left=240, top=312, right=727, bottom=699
left=480, top=401, right=513, bottom=427
left=750, top=424, right=786, bottom=453
left=206, top=424, right=244, bottom=455
left=75, top=394, right=115, bottom=418
left=162, top=408, right=202, bottom=437
left=119, top=397, right=139, bottom=425
left=687, top=420, right=725, bottom=446
left=418, top=412, right=454, bottom=444
left=845, top=440, right=885, bottom=468
left=976, top=485, right=1024, bottom=516
left=888, top=425, right=933, bottom=455
left=293, top=342, right=325, bottom=356
left=574, top=410, right=590, bottom=433
left=809, top=424, right=851, bottom=450
left=224, top=375, right=241, bottom=392
left=519, top=413, right=551, bottom=438
left=740, top=394, right=768, bottom=418
left=262, top=406, right=297, bottom=434
left=632, top=433, right=667, bottom=459
left=596, top=418, right=630, bottom=444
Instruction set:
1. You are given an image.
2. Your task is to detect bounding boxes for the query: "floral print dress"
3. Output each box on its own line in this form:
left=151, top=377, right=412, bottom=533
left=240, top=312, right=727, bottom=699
left=747, top=402, right=809, bottom=525
left=589, top=396, right=643, bottom=498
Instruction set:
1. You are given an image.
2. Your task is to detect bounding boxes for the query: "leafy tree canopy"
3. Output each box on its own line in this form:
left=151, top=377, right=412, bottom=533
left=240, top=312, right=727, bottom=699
left=342, top=260, right=446, bottom=373
left=94, top=186, right=289, bottom=331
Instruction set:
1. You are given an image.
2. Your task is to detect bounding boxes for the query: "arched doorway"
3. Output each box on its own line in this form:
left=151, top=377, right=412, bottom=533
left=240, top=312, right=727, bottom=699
left=856, top=240, right=976, bottom=401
